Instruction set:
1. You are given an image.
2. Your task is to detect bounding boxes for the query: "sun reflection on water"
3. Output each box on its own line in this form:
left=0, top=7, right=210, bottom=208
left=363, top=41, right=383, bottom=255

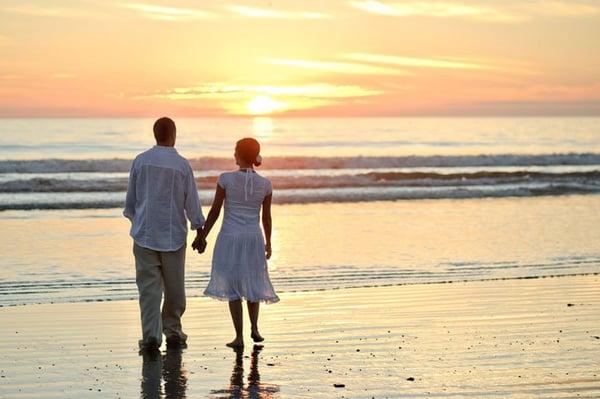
left=252, top=117, right=274, bottom=140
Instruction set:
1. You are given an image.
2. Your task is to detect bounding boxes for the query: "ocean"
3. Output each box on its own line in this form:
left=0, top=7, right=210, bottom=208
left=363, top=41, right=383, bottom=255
left=1, top=117, right=599, bottom=306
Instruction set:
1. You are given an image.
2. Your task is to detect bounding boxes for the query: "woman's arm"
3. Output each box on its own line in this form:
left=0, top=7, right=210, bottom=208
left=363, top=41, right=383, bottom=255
left=192, top=184, right=225, bottom=253
left=262, top=193, right=272, bottom=260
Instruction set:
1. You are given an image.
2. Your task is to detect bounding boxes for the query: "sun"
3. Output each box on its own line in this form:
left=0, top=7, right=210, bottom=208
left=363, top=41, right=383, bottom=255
left=246, top=95, right=286, bottom=115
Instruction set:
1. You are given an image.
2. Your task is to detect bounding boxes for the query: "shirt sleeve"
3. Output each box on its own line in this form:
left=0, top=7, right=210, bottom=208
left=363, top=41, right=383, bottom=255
left=184, top=163, right=205, bottom=230
left=123, top=159, right=137, bottom=221
left=265, top=179, right=273, bottom=196
left=217, top=173, right=227, bottom=189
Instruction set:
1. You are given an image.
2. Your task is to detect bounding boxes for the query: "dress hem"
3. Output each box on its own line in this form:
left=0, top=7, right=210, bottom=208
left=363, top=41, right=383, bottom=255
left=203, top=290, right=280, bottom=304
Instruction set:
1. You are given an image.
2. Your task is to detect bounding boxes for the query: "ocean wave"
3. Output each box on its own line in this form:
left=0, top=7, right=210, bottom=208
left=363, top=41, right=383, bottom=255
left=1, top=182, right=599, bottom=210
left=2, top=153, right=600, bottom=173
left=1, top=153, right=600, bottom=208
left=0, top=169, right=599, bottom=193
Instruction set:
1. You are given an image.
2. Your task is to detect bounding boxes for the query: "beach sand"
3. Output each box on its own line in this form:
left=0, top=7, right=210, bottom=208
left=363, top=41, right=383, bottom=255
left=1, top=274, right=599, bottom=398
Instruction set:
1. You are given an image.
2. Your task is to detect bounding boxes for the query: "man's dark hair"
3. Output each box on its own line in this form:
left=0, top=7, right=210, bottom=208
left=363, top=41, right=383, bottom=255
left=153, top=117, right=176, bottom=144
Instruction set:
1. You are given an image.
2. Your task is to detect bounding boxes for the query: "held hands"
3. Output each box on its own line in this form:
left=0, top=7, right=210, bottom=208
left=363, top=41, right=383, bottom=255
left=192, top=228, right=270, bottom=258
left=191, top=230, right=207, bottom=254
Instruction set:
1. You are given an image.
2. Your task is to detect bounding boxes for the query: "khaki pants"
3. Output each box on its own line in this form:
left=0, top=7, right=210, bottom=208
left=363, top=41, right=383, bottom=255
left=134, top=242, right=187, bottom=345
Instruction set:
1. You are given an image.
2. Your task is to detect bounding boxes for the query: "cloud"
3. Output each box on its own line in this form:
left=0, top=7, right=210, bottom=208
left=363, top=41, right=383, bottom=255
left=268, top=59, right=409, bottom=75
left=134, top=83, right=384, bottom=115
left=51, top=73, right=75, bottom=79
left=1, top=4, right=95, bottom=18
left=0, top=74, right=22, bottom=80
left=121, top=3, right=215, bottom=21
left=447, top=99, right=600, bottom=116
left=347, top=0, right=600, bottom=22
left=228, top=5, right=330, bottom=19
left=344, top=53, right=490, bottom=70
left=137, top=83, right=383, bottom=100
left=349, top=1, right=489, bottom=18
left=531, top=1, right=600, bottom=17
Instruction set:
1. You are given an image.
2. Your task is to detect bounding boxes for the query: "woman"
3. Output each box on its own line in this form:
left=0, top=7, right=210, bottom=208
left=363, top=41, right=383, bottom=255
left=194, top=137, right=279, bottom=348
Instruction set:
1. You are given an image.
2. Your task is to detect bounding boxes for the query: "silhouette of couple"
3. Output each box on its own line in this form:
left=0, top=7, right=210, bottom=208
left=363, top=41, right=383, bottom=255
left=124, top=117, right=279, bottom=352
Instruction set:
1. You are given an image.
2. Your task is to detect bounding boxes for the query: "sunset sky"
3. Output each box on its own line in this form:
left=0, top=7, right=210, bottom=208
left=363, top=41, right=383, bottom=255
left=1, top=0, right=599, bottom=117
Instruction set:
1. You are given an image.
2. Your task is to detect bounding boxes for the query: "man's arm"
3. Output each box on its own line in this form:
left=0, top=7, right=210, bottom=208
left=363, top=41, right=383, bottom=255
left=123, top=160, right=137, bottom=221
left=184, top=164, right=205, bottom=231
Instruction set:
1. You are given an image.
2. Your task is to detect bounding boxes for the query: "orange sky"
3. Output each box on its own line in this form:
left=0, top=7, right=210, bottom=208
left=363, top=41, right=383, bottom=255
left=1, top=0, right=599, bottom=117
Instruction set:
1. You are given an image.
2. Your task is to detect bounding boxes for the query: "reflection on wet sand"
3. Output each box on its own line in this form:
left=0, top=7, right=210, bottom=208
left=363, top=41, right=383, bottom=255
left=210, top=345, right=280, bottom=399
left=141, top=347, right=188, bottom=399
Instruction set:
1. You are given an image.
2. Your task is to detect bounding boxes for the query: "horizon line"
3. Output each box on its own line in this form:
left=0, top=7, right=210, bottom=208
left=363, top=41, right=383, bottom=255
left=1, top=113, right=599, bottom=119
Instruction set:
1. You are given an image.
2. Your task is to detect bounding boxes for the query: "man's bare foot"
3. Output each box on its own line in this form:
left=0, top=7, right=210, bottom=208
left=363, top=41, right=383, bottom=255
left=226, top=338, right=244, bottom=348
left=251, top=330, right=264, bottom=343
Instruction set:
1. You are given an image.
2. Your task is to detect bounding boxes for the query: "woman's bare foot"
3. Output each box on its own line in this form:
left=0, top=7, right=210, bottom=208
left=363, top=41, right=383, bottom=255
left=226, top=338, right=244, bottom=348
left=251, top=330, right=264, bottom=343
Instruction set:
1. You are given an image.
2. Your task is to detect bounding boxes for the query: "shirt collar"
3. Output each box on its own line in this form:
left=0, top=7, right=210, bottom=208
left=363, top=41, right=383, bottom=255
left=153, top=145, right=177, bottom=152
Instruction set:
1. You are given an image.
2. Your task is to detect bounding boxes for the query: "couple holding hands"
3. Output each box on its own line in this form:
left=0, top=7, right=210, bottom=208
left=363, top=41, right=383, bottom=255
left=124, top=117, right=279, bottom=352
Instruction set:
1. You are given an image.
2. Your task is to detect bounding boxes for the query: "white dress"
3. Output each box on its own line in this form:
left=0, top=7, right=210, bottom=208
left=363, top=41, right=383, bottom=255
left=204, top=170, right=279, bottom=303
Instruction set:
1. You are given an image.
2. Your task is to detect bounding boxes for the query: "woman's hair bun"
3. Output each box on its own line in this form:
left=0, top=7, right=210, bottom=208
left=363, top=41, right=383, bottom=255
left=236, top=137, right=262, bottom=167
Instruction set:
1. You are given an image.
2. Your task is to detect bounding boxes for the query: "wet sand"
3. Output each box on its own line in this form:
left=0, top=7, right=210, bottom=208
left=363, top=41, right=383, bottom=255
left=1, top=274, right=599, bottom=398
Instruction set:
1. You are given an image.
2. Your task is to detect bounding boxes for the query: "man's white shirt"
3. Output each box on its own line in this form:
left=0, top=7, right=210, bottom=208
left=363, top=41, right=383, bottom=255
left=124, top=145, right=205, bottom=251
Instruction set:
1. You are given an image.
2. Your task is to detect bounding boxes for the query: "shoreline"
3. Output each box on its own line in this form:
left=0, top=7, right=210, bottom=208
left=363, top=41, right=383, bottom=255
left=2, top=270, right=599, bottom=308
left=2, top=274, right=599, bottom=398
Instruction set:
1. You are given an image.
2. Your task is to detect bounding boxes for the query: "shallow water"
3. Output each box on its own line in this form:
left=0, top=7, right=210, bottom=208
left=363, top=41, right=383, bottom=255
left=1, top=196, right=599, bottom=306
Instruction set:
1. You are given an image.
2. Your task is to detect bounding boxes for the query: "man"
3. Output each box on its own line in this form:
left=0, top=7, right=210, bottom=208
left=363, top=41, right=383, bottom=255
left=124, top=117, right=206, bottom=351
